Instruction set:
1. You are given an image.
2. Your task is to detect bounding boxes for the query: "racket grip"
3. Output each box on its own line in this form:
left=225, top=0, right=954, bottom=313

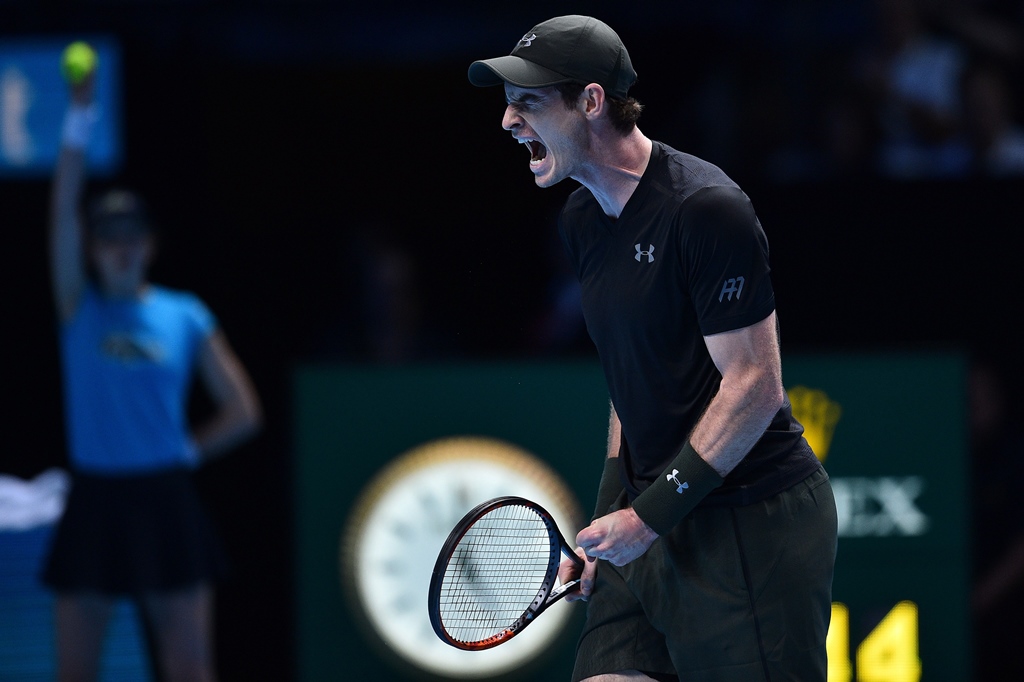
left=550, top=579, right=581, bottom=600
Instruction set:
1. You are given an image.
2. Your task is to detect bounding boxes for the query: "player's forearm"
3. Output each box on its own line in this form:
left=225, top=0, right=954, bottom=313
left=49, top=145, right=88, bottom=316
left=629, top=353, right=782, bottom=536
left=689, top=364, right=783, bottom=476
left=51, top=104, right=93, bottom=224
left=606, top=402, right=621, bottom=458
left=591, top=403, right=624, bottom=521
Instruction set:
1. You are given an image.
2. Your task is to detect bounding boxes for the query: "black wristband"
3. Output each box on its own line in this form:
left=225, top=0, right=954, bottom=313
left=592, top=456, right=623, bottom=521
left=631, top=441, right=724, bottom=536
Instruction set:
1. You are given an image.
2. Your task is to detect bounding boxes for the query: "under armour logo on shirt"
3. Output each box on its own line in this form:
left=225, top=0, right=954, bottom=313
left=635, top=244, right=655, bottom=263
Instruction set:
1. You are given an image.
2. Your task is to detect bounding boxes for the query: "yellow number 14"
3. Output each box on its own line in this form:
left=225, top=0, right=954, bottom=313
left=827, top=601, right=921, bottom=682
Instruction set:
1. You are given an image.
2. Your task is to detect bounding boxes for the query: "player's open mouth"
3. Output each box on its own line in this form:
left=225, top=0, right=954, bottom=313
left=526, top=140, right=547, bottom=163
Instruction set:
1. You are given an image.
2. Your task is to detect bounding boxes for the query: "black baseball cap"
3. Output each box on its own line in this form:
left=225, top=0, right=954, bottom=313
left=468, top=15, right=636, bottom=99
left=88, top=189, right=154, bottom=239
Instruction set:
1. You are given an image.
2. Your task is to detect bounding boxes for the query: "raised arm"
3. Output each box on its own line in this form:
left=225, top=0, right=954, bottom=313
left=191, top=329, right=264, bottom=462
left=49, top=77, right=96, bottom=322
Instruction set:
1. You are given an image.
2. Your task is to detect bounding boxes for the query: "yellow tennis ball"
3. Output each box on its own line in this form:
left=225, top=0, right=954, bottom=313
left=61, top=41, right=98, bottom=85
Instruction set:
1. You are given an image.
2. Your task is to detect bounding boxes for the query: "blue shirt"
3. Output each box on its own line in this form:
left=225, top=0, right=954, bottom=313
left=60, top=285, right=216, bottom=474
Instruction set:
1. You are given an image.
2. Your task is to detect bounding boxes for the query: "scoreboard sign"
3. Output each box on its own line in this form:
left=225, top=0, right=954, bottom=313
left=786, top=353, right=969, bottom=681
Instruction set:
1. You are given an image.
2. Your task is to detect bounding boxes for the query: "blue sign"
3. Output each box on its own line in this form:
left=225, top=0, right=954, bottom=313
left=0, top=36, right=123, bottom=177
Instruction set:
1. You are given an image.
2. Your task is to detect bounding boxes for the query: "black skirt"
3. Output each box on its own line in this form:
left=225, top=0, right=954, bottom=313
left=41, top=468, right=228, bottom=595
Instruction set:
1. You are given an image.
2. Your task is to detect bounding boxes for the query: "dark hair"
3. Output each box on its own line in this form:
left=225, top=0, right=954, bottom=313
left=555, top=81, right=643, bottom=135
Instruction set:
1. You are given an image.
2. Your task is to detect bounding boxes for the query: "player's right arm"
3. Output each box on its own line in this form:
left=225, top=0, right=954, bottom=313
left=560, top=402, right=623, bottom=601
left=49, top=76, right=95, bottom=322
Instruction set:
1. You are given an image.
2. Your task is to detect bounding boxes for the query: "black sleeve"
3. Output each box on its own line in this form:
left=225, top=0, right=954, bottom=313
left=679, top=184, right=776, bottom=336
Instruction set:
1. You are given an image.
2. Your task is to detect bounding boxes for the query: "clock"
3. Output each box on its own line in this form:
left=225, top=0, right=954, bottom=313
left=340, top=436, right=584, bottom=679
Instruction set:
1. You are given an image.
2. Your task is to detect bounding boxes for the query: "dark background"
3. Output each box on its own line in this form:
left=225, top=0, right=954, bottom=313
left=4, top=1, right=1023, bottom=680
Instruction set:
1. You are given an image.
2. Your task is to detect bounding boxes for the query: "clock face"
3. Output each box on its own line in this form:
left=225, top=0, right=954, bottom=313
left=341, top=437, right=584, bottom=679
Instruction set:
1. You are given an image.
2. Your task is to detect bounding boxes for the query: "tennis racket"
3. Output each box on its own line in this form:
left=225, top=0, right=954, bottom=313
left=428, top=495, right=584, bottom=651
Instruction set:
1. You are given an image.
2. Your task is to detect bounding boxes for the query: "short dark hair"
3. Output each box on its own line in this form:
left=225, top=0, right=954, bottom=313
left=555, top=81, right=643, bottom=135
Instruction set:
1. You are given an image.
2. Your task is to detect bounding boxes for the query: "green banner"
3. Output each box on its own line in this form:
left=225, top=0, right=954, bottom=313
left=294, top=362, right=609, bottom=682
left=785, top=353, right=969, bottom=681
left=294, top=353, right=968, bottom=681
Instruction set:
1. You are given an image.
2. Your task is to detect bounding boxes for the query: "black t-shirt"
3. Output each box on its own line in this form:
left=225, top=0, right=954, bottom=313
left=558, top=141, right=819, bottom=506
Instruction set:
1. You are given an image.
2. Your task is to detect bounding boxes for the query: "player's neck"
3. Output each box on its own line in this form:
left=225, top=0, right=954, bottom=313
left=579, top=130, right=652, bottom=219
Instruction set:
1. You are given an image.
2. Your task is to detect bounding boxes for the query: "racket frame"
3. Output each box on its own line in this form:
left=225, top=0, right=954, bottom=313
left=428, top=495, right=584, bottom=651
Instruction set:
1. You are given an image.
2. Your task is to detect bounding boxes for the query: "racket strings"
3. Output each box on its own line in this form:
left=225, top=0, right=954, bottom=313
left=439, top=504, right=555, bottom=644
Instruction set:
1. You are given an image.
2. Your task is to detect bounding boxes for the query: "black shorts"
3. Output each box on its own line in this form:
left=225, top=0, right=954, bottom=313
left=572, top=466, right=837, bottom=682
left=41, top=468, right=228, bottom=595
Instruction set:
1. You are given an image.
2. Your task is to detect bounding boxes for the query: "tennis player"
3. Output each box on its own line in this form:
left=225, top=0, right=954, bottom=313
left=42, top=70, right=262, bottom=681
left=469, top=15, right=838, bottom=682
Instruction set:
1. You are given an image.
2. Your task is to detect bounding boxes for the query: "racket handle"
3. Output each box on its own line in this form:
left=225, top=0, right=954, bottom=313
left=550, top=579, right=581, bottom=601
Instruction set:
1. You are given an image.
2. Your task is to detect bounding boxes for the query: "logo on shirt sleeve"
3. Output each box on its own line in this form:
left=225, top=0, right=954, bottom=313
left=718, top=276, right=745, bottom=301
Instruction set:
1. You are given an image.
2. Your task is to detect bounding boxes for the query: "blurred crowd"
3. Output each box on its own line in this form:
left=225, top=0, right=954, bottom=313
left=656, top=0, right=1024, bottom=183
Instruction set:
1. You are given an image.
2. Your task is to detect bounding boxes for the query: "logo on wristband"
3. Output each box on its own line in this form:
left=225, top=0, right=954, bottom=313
left=667, top=469, right=689, bottom=494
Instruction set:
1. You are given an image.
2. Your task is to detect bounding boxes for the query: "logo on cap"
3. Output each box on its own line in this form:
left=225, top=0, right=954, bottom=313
left=519, top=32, right=537, bottom=47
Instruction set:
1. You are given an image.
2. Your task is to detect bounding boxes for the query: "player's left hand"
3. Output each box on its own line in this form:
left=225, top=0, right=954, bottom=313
left=558, top=546, right=596, bottom=602
left=576, top=507, right=659, bottom=566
